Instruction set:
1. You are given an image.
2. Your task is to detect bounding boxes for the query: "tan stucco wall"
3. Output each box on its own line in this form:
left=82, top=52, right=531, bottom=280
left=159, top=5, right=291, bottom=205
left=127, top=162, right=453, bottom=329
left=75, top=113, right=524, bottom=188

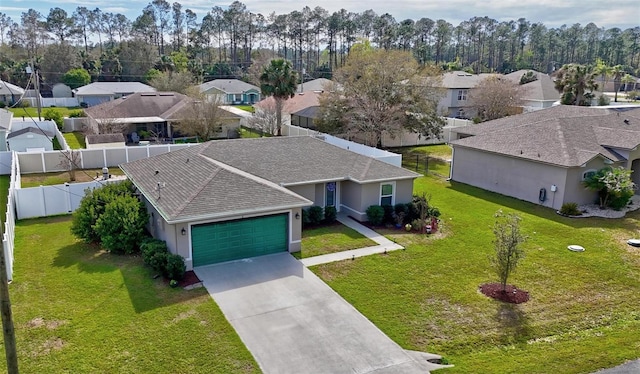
left=288, top=184, right=317, bottom=204
left=451, top=146, right=570, bottom=210
left=144, top=196, right=302, bottom=270
left=563, top=157, right=609, bottom=206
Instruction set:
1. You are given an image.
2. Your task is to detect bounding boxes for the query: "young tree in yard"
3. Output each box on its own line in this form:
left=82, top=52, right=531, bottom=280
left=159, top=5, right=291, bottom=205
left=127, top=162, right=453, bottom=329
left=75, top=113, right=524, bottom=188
left=259, top=59, right=298, bottom=136
left=470, top=76, right=525, bottom=122
left=172, top=92, right=227, bottom=141
left=491, top=210, right=526, bottom=293
left=554, top=63, right=598, bottom=106
left=249, top=99, right=286, bottom=135
left=57, top=150, right=81, bottom=182
left=316, top=49, right=444, bottom=148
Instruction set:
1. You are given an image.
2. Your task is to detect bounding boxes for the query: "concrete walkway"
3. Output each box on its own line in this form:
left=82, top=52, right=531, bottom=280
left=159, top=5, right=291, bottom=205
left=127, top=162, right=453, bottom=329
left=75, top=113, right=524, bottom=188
left=195, top=253, right=448, bottom=374
left=300, top=213, right=404, bottom=267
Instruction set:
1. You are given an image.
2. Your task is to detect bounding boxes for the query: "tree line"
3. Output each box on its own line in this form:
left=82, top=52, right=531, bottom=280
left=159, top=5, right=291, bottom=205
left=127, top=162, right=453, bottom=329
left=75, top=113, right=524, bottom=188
left=0, top=0, right=638, bottom=90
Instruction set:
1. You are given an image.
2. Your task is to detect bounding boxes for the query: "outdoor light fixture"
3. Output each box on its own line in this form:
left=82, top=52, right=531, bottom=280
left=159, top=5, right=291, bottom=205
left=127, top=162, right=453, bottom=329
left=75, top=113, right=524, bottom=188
left=181, top=228, right=186, bottom=235
left=295, top=212, right=300, bottom=220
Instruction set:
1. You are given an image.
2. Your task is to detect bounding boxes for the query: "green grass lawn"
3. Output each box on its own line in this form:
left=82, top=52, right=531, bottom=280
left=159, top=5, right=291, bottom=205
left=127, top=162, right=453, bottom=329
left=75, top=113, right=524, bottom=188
left=8, top=107, right=78, bottom=118
left=293, top=223, right=378, bottom=259
left=312, top=175, right=640, bottom=373
left=234, top=105, right=255, bottom=113
left=7, top=216, right=259, bottom=373
left=20, top=168, right=125, bottom=188
left=63, top=132, right=86, bottom=149
left=392, top=145, right=452, bottom=177
left=239, top=126, right=270, bottom=138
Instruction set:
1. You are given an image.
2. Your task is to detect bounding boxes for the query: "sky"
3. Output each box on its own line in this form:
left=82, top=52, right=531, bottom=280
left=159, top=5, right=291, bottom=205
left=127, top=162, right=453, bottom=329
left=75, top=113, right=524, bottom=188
left=1, top=0, right=639, bottom=30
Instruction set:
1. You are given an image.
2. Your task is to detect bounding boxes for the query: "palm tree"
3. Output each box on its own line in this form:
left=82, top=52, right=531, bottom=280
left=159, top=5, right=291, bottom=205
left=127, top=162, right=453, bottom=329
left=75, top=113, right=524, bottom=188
left=554, top=63, right=598, bottom=106
left=611, top=65, right=625, bottom=102
left=259, top=59, right=298, bottom=136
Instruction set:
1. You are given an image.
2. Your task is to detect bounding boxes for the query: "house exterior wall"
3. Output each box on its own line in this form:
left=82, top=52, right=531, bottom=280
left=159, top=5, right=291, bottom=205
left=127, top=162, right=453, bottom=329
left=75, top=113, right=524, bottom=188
left=340, top=179, right=415, bottom=221
left=437, top=88, right=477, bottom=118
left=8, top=135, right=53, bottom=152
left=78, top=95, right=113, bottom=107
left=451, top=146, right=571, bottom=210
left=144, top=197, right=302, bottom=270
left=563, top=158, right=609, bottom=206
left=287, top=184, right=316, bottom=204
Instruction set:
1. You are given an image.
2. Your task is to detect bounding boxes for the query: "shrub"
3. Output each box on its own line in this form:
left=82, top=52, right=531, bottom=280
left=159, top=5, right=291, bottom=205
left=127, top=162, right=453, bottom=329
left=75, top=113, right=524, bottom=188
left=43, top=108, right=64, bottom=130
left=141, top=238, right=168, bottom=266
left=382, top=204, right=394, bottom=224
left=394, top=203, right=408, bottom=216
left=597, top=94, right=610, bottom=106
left=80, top=102, right=88, bottom=108
left=94, top=194, right=149, bottom=254
left=559, top=202, right=582, bottom=216
left=406, top=202, right=420, bottom=222
left=301, top=208, right=310, bottom=227
left=324, top=205, right=337, bottom=223
left=366, top=205, right=384, bottom=225
left=19, top=100, right=30, bottom=108
left=307, top=206, right=324, bottom=225
left=165, top=253, right=186, bottom=280
left=0, top=102, right=5, bottom=108
left=71, top=181, right=137, bottom=243
left=68, top=109, right=86, bottom=118
left=609, top=189, right=634, bottom=210
left=428, top=207, right=441, bottom=218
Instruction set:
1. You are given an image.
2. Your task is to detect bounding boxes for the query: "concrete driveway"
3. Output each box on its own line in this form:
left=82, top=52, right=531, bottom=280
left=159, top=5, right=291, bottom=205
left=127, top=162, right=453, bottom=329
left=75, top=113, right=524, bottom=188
left=195, top=253, right=442, bottom=374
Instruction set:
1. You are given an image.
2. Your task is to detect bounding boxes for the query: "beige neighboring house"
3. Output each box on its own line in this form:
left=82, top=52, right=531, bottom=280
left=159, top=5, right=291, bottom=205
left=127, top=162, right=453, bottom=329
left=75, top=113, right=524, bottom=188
left=85, top=133, right=126, bottom=149
left=298, top=78, right=332, bottom=93
left=450, top=105, right=640, bottom=210
left=84, top=92, right=242, bottom=141
left=120, top=136, right=418, bottom=270
left=0, top=80, right=25, bottom=105
left=73, top=82, right=156, bottom=107
left=437, top=71, right=496, bottom=119
left=504, top=70, right=560, bottom=112
left=254, top=91, right=323, bottom=129
left=198, top=79, right=261, bottom=104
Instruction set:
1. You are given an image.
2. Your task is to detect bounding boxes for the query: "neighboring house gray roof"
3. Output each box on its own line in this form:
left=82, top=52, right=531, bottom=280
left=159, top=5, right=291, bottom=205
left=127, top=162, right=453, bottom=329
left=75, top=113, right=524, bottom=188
left=120, top=144, right=312, bottom=223
left=121, top=136, right=417, bottom=222
left=86, top=133, right=126, bottom=144
left=0, top=80, right=25, bottom=96
left=505, top=70, right=560, bottom=102
left=199, top=79, right=260, bottom=94
left=451, top=105, right=640, bottom=167
left=300, top=78, right=332, bottom=92
left=441, top=71, right=496, bottom=89
left=7, top=126, right=55, bottom=139
left=292, top=106, right=320, bottom=119
left=73, top=82, right=156, bottom=96
left=193, top=136, right=418, bottom=185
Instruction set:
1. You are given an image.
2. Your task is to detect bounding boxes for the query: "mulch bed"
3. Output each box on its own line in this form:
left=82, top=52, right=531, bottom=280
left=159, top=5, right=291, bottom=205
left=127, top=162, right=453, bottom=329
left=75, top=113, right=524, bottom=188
left=479, top=283, right=530, bottom=304
left=177, top=271, right=202, bottom=288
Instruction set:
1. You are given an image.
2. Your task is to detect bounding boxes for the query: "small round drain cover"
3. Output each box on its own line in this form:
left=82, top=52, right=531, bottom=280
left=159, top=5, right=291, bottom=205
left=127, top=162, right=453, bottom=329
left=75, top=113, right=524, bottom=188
left=568, top=245, right=585, bottom=252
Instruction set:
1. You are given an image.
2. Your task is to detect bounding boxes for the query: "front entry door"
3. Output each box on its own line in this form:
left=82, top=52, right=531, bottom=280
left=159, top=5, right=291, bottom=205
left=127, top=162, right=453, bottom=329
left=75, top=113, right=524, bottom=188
left=326, top=182, right=336, bottom=207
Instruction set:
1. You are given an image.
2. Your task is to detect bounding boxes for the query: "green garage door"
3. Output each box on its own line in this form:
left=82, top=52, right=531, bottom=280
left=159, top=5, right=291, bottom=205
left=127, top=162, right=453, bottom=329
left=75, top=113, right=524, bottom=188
left=191, top=214, right=288, bottom=266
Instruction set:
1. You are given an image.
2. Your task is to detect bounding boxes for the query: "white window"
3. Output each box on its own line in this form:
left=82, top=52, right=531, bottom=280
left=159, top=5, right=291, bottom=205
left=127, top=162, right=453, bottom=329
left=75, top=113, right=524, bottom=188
left=457, top=89, right=468, bottom=101
left=582, top=169, right=597, bottom=181
left=380, top=182, right=395, bottom=206
left=234, top=94, right=242, bottom=102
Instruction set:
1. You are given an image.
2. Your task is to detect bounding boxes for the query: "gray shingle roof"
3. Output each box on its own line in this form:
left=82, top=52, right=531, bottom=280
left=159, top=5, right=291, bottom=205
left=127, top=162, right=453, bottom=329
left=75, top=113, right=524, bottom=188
left=451, top=105, right=640, bottom=167
left=0, top=80, right=25, bottom=95
left=121, top=136, right=417, bottom=222
left=199, top=79, right=260, bottom=94
left=121, top=145, right=312, bottom=223
left=504, top=70, right=560, bottom=102
left=441, top=71, right=496, bottom=89
left=73, top=82, right=155, bottom=96
left=7, top=126, right=54, bottom=139
left=85, top=92, right=191, bottom=120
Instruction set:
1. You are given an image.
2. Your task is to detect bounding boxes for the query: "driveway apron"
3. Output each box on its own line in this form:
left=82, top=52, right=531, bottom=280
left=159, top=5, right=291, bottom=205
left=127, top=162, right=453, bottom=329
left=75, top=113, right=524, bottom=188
left=195, top=253, right=431, bottom=374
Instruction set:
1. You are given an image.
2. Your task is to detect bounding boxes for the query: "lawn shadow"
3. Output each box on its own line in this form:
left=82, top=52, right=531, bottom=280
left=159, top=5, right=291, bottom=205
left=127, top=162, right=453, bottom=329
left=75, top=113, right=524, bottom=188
left=446, top=180, right=638, bottom=230
left=495, top=302, right=532, bottom=345
left=52, top=241, right=204, bottom=314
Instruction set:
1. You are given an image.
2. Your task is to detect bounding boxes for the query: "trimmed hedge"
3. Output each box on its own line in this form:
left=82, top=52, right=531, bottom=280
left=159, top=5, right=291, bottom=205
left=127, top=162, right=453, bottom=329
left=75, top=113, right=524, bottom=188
left=324, top=206, right=337, bottom=223
left=366, top=205, right=384, bottom=225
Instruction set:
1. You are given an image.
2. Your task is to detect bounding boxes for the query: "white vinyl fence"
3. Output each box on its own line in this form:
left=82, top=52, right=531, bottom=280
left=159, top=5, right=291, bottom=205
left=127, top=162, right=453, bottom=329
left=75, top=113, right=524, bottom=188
left=282, top=124, right=401, bottom=166
left=22, top=97, right=79, bottom=108
left=17, top=143, right=194, bottom=174
left=3, top=152, right=18, bottom=281
left=14, top=178, right=124, bottom=220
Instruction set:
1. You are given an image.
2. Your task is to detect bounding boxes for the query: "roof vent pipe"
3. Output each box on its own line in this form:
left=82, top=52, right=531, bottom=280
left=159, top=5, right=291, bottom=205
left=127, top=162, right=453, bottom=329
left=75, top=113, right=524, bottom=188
left=624, top=119, right=630, bottom=124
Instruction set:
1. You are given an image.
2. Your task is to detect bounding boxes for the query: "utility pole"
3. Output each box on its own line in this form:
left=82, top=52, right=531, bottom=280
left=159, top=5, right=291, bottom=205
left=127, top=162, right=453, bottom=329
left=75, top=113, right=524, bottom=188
left=0, top=224, right=18, bottom=373
left=26, top=60, right=42, bottom=121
